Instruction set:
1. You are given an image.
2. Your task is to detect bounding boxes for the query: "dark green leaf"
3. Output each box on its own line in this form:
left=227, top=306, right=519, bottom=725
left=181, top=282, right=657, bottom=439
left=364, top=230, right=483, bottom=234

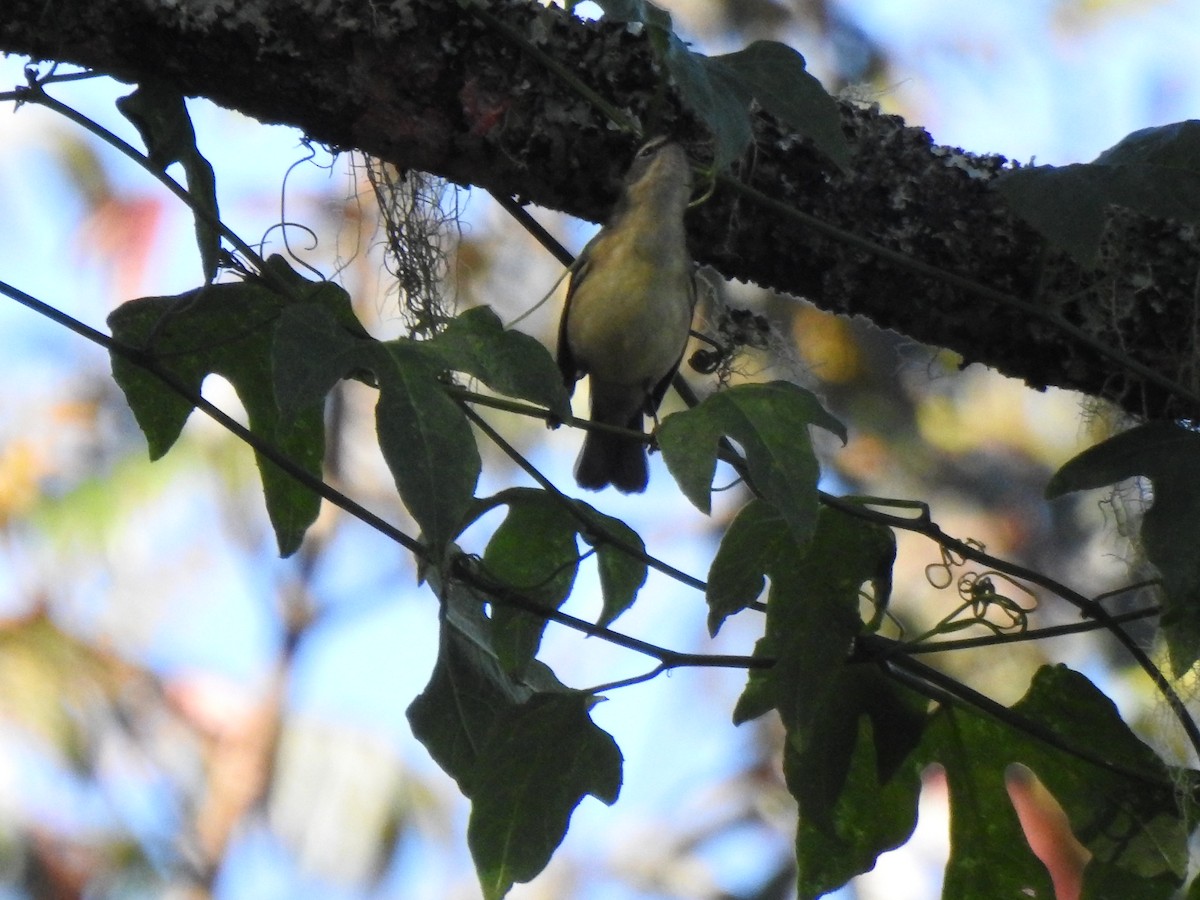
left=708, top=41, right=849, bottom=170
left=273, top=304, right=365, bottom=416
left=1081, top=860, right=1178, bottom=900
left=408, top=576, right=620, bottom=900
left=573, top=503, right=647, bottom=627
left=1184, top=869, right=1200, bottom=899
left=790, top=713, right=921, bottom=899
left=706, top=498, right=788, bottom=635
left=590, top=0, right=746, bottom=165
left=273, top=289, right=481, bottom=555
left=1012, top=666, right=1186, bottom=884
left=483, top=489, right=580, bottom=674
left=658, top=381, right=845, bottom=542
left=407, top=585, right=530, bottom=795
left=371, top=342, right=480, bottom=552
left=727, top=507, right=915, bottom=898
left=929, top=707, right=1057, bottom=900
left=118, top=80, right=222, bottom=282
left=108, top=278, right=322, bottom=556
left=1047, top=422, right=1200, bottom=674
left=422, top=306, right=572, bottom=417
left=664, top=44, right=754, bottom=171
left=995, top=120, right=1200, bottom=264
left=918, top=665, right=1186, bottom=899
left=733, top=505, right=900, bottom=794
left=261, top=254, right=371, bottom=337
left=589, top=1, right=847, bottom=172
left=468, top=692, right=622, bottom=900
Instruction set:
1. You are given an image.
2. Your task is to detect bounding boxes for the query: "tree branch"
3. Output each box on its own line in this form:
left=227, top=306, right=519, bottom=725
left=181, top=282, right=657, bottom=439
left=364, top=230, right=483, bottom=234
left=4, top=0, right=1198, bottom=418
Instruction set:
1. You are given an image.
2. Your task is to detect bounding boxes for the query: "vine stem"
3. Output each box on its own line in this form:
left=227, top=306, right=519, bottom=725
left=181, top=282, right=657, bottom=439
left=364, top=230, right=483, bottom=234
left=0, top=278, right=770, bottom=677
left=876, top=644, right=1178, bottom=792
left=457, top=402, right=708, bottom=593
left=12, top=60, right=1195, bottom=766
left=896, top=604, right=1159, bottom=653
left=823, top=493, right=1200, bottom=760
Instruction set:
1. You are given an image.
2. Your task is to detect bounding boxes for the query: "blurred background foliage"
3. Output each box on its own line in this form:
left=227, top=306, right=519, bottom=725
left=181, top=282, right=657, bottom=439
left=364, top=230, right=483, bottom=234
left=0, top=0, right=1198, bottom=897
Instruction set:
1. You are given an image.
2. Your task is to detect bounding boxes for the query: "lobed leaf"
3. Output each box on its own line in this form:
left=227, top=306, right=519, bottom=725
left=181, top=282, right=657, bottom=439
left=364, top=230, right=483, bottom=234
left=1047, top=422, right=1200, bottom=674
left=471, top=488, right=648, bottom=643
left=589, top=0, right=847, bottom=170
left=421, top=306, right=572, bottom=418
left=118, top=80, right=222, bottom=282
left=108, top=276, right=324, bottom=556
left=483, top=489, right=580, bottom=674
left=789, top=714, right=921, bottom=899
left=730, top=506, right=917, bottom=897
left=572, top=503, right=647, bottom=628
left=658, top=380, right=845, bottom=543
left=371, top=341, right=480, bottom=553
left=408, top=576, right=621, bottom=900
left=705, top=498, right=788, bottom=635
left=995, top=119, right=1200, bottom=265
left=706, top=40, right=849, bottom=170
left=918, top=665, right=1186, bottom=899
left=468, top=692, right=622, bottom=900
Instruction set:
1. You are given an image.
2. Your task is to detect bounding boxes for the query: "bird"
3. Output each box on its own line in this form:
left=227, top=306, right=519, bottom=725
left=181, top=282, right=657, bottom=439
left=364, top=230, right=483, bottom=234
left=557, top=137, right=696, bottom=493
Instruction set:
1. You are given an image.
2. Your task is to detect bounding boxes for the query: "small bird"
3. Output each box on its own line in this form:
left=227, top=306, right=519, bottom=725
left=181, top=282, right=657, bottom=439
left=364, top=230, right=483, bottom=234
left=557, top=137, right=696, bottom=493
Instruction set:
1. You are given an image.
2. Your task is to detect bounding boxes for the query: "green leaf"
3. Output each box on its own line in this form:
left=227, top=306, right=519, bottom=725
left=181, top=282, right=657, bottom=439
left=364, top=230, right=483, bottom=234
left=1012, top=666, right=1186, bottom=885
left=468, top=692, right=622, bottom=900
left=732, top=506, right=905, bottom=803
left=591, top=0, right=749, bottom=169
left=789, top=712, right=922, bottom=899
left=408, top=577, right=621, bottom=900
left=273, top=304, right=365, bottom=416
left=474, top=489, right=648, bottom=637
left=658, top=381, right=845, bottom=542
left=108, top=277, right=324, bottom=556
left=929, top=707, right=1057, bottom=900
left=705, top=41, right=850, bottom=170
left=919, top=665, right=1186, bottom=899
left=573, top=503, right=647, bottom=628
left=483, top=490, right=580, bottom=674
left=706, top=498, right=789, bottom=635
left=1081, top=860, right=1178, bottom=900
left=407, top=585, right=532, bottom=795
left=727, top=507, right=915, bottom=898
left=995, top=120, right=1200, bottom=265
left=422, top=306, right=572, bottom=418
left=590, top=2, right=845, bottom=171
left=663, top=44, right=754, bottom=171
left=261, top=254, right=372, bottom=337
left=371, top=342, right=480, bottom=552
left=117, top=80, right=222, bottom=282
left=273, top=296, right=481, bottom=554
left=1046, top=422, right=1200, bottom=674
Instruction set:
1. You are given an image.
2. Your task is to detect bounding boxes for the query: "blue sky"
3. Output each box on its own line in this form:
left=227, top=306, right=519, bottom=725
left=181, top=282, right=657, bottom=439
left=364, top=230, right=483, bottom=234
left=1, top=1, right=1199, bottom=897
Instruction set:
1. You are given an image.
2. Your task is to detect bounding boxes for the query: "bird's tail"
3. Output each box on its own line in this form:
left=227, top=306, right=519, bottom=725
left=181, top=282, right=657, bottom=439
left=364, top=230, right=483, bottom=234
left=575, top=404, right=647, bottom=493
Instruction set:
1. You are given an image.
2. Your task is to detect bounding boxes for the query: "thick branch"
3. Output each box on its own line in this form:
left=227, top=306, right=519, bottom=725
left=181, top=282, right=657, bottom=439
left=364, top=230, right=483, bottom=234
left=4, top=0, right=1196, bottom=418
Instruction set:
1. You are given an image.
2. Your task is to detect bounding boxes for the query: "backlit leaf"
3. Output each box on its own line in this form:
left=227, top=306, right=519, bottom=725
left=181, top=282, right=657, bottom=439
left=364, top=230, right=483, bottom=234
left=1047, top=422, right=1200, bottom=674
